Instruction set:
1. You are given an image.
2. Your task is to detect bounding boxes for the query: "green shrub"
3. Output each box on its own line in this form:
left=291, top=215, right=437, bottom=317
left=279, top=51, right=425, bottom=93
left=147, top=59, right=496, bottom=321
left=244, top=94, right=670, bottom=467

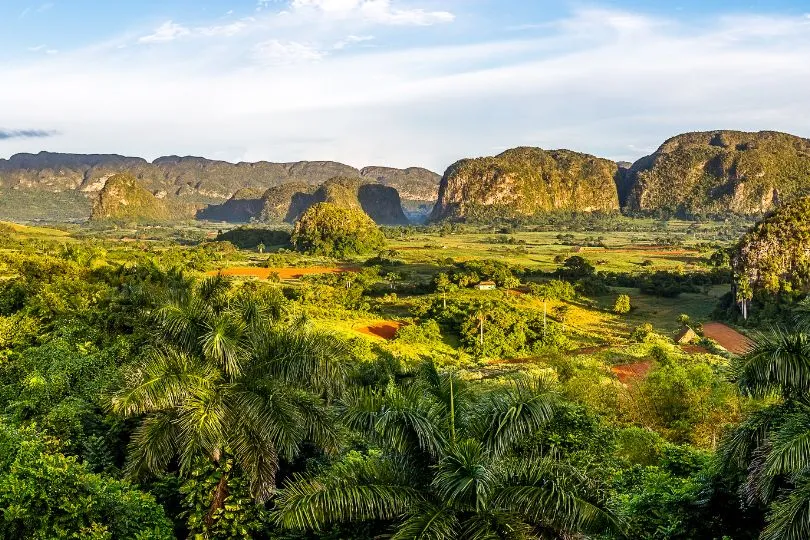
left=291, top=203, right=386, bottom=257
left=614, top=294, right=631, bottom=314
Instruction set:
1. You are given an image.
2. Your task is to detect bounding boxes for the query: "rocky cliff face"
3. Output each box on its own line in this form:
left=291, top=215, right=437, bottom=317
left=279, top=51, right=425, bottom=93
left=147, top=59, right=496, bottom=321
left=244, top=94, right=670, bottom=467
left=90, top=174, right=181, bottom=221
left=0, top=152, right=440, bottom=220
left=195, top=188, right=266, bottom=222
left=430, top=147, right=620, bottom=221
left=624, top=131, right=810, bottom=217
left=202, top=176, right=410, bottom=225
left=733, top=196, right=810, bottom=294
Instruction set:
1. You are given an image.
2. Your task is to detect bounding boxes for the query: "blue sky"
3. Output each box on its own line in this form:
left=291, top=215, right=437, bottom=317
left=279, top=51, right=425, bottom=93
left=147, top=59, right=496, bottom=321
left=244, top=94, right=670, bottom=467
left=1, top=0, right=809, bottom=170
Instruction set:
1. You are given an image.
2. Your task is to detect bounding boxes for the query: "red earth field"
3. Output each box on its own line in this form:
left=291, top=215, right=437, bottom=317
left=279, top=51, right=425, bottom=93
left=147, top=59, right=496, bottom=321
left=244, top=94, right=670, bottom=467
left=702, top=322, right=755, bottom=355
left=355, top=321, right=403, bottom=340
left=611, top=361, right=653, bottom=383
left=209, top=266, right=357, bottom=280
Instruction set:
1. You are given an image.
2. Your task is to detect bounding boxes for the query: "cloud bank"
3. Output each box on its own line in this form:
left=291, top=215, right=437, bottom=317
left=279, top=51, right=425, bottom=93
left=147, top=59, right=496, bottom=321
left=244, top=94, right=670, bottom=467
left=1, top=2, right=809, bottom=171
left=0, top=129, right=58, bottom=140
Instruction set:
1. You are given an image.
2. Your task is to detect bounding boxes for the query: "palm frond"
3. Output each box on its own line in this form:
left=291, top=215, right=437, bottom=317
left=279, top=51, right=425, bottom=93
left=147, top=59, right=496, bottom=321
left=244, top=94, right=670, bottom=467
left=255, top=326, right=348, bottom=398
left=491, top=457, right=621, bottom=536
left=765, top=405, right=810, bottom=477
left=124, top=411, right=180, bottom=479
left=733, top=328, right=810, bottom=399
left=376, top=384, right=447, bottom=459
left=432, top=439, right=494, bottom=512
left=175, top=388, right=229, bottom=474
left=390, top=503, right=460, bottom=540
left=228, top=392, right=281, bottom=502
left=761, top=476, right=810, bottom=540
left=477, top=377, right=558, bottom=457
left=272, top=455, right=423, bottom=531
left=719, top=403, right=788, bottom=471
left=111, top=349, right=219, bottom=416
left=201, top=313, right=249, bottom=378
left=460, top=511, right=535, bottom=540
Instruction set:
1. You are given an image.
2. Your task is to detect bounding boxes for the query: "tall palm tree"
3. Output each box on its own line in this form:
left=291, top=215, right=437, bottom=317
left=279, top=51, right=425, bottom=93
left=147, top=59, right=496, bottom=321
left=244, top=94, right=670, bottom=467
left=272, top=361, right=620, bottom=538
left=721, top=326, right=810, bottom=540
left=111, top=275, right=348, bottom=527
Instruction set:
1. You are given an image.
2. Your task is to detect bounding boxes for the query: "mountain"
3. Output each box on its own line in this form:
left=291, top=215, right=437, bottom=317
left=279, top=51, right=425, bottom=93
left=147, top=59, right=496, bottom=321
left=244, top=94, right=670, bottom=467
left=430, top=147, right=620, bottom=221
left=259, top=182, right=317, bottom=223
left=624, top=131, right=810, bottom=217
left=196, top=188, right=265, bottom=222
left=202, top=176, right=410, bottom=225
left=0, top=152, right=440, bottom=221
left=733, top=196, right=810, bottom=294
left=90, top=174, right=186, bottom=222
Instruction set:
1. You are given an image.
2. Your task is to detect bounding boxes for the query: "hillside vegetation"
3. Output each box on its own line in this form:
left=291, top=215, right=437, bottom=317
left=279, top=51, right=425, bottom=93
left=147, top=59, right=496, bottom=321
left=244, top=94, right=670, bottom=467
left=205, top=176, right=410, bottom=225
left=733, top=195, right=810, bottom=294
left=291, top=202, right=386, bottom=256
left=430, top=147, right=620, bottom=221
left=0, top=152, right=440, bottom=211
left=625, top=130, right=810, bottom=217
left=90, top=174, right=181, bottom=222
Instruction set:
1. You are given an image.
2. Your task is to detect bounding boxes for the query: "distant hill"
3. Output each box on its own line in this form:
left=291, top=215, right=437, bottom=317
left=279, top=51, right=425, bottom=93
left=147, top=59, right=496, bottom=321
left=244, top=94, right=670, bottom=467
left=624, top=131, right=810, bottom=217
left=7, top=130, right=810, bottom=224
left=90, top=174, right=192, bottom=222
left=430, top=147, right=620, bottom=221
left=0, top=152, right=440, bottom=221
left=202, top=176, right=410, bottom=226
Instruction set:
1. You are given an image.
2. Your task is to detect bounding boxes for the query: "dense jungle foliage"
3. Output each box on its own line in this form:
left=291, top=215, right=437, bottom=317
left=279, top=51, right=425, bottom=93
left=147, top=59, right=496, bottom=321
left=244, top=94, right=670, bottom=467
left=0, top=214, right=806, bottom=539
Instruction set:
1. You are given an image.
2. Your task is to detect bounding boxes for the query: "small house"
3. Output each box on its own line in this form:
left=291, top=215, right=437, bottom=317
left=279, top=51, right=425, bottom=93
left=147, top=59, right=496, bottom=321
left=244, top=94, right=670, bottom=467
left=476, top=281, right=497, bottom=291
left=674, top=326, right=697, bottom=344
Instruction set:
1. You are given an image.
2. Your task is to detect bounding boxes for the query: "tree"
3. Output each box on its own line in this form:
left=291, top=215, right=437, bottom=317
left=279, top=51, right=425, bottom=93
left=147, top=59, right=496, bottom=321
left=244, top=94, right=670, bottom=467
left=720, top=325, right=810, bottom=539
left=0, top=423, right=173, bottom=539
left=257, top=242, right=265, bottom=254
left=434, top=273, right=456, bottom=310
left=272, top=362, right=620, bottom=538
left=385, top=272, right=402, bottom=291
left=559, top=256, right=596, bottom=280
left=734, top=275, right=753, bottom=320
left=614, top=294, right=631, bottom=315
left=111, top=276, right=348, bottom=535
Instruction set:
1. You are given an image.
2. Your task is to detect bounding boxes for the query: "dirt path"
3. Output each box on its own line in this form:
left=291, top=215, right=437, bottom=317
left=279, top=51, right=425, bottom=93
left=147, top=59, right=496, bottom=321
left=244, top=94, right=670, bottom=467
left=355, top=321, right=403, bottom=340
left=702, top=322, right=755, bottom=355
left=210, top=266, right=358, bottom=280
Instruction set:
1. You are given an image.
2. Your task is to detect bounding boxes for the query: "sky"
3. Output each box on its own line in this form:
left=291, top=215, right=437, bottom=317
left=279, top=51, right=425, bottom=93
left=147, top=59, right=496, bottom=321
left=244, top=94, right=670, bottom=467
left=1, top=0, right=809, bottom=171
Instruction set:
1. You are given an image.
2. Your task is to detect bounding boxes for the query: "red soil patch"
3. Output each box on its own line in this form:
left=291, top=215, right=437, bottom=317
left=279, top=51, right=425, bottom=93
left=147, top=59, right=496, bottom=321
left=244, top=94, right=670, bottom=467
left=611, top=361, right=653, bottom=384
left=209, top=266, right=358, bottom=280
left=355, top=321, right=403, bottom=340
left=680, top=344, right=710, bottom=355
left=702, top=322, right=755, bottom=355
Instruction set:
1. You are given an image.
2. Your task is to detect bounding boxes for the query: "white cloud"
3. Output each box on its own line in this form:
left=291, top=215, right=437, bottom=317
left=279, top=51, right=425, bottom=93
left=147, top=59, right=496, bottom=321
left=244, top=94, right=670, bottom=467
left=2, top=8, right=810, bottom=170
left=197, top=19, right=254, bottom=37
left=138, top=21, right=192, bottom=44
left=253, top=39, right=324, bottom=64
left=291, top=0, right=455, bottom=26
left=333, top=34, right=374, bottom=49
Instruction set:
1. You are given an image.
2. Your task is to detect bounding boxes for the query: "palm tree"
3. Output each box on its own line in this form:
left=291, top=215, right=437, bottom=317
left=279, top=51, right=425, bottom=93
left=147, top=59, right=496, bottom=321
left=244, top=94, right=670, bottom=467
left=272, top=361, right=620, bottom=538
left=721, top=326, right=810, bottom=540
left=111, top=275, right=348, bottom=528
